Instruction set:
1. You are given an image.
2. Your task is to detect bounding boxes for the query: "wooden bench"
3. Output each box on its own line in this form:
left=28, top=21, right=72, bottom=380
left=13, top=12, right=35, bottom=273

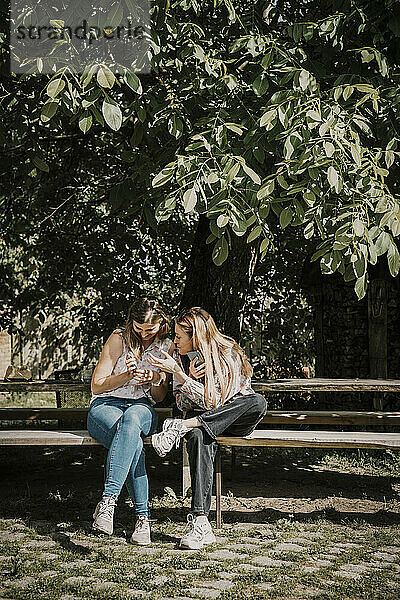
left=0, top=407, right=172, bottom=445
left=1, top=379, right=400, bottom=530
left=212, top=378, right=400, bottom=527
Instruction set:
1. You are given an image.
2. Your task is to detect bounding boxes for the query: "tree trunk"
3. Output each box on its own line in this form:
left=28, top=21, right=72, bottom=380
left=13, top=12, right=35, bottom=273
left=179, top=217, right=257, bottom=339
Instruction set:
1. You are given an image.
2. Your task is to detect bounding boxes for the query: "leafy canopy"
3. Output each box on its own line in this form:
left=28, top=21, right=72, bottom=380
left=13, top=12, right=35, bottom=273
left=3, top=0, right=400, bottom=299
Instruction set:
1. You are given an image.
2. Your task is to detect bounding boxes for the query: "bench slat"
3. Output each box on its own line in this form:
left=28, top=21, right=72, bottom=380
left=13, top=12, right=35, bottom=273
left=216, top=429, right=400, bottom=449
left=253, top=378, right=400, bottom=392
left=0, top=430, right=154, bottom=446
left=1, top=408, right=399, bottom=426
left=260, top=411, right=400, bottom=425
left=0, top=407, right=172, bottom=422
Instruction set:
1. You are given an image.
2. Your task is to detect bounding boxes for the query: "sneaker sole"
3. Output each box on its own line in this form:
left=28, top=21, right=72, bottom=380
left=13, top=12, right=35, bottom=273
left=92, top=521, right=113, bottom=535
left=179, top=535, right=216, bottom=550
left=130, top=539, right=151, bottom=546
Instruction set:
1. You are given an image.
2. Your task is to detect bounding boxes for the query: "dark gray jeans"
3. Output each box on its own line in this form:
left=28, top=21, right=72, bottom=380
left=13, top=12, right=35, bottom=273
left=185, top=393, right=267, bottom=516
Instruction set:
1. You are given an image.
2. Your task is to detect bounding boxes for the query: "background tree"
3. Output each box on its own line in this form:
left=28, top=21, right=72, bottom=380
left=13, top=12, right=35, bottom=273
left=2, top=0, right=400, bottom=361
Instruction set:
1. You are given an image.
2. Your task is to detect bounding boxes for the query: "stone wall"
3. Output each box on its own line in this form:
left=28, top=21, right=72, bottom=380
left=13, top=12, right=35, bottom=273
left=304, top=266, right=400, bottom=411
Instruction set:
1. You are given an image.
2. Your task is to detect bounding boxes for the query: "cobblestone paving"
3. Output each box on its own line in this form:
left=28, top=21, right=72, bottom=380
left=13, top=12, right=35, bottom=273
left=0, top=518, right=399, bottom=600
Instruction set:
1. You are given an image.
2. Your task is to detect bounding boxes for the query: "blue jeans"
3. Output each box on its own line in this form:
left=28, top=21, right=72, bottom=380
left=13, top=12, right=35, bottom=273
left=87, top=397, right=158, bottom=517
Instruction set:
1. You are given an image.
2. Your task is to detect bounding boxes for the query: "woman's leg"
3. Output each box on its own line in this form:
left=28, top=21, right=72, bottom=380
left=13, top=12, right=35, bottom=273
left=122, top=403, right=158, bottom=517
left=87, top=398, right=125, bottom=499
left=185, top=427, right=218, bottom=517
left=102, top=402, right=156, bottom=501
left=194, top=393, right=267, bottom=440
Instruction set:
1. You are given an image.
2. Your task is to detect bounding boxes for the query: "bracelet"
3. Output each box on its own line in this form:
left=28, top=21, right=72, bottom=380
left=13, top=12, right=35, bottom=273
left=152, top=372, right=166, bottom=387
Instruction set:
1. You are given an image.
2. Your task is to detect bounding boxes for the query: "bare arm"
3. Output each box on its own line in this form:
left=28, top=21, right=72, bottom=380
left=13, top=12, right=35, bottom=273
left=91, top=333, right=134, bottom=395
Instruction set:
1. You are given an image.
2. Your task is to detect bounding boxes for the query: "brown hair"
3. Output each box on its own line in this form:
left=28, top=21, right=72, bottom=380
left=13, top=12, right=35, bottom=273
left=176, top=307, right=252, bottom=408
left=123, top=296, right=169, bottom=358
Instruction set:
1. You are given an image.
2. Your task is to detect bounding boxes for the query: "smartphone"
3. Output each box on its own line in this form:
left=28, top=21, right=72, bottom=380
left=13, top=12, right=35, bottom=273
left=187, top=350, right=204, bottom=365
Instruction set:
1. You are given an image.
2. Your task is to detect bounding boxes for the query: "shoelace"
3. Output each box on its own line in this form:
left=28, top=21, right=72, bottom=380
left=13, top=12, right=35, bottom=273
left=98, top=500, right=116, bottom=520
left=134, top=517, right=149, bottom=532
left=183, top=515, right=204, bottom=541
left=162, top=428, right=183, bottom=449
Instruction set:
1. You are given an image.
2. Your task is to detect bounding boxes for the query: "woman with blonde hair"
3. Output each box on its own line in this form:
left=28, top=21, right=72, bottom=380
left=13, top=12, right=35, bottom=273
left=148, top=307, right=267, bottom=549
left=87, top=295, right=172, bottom=545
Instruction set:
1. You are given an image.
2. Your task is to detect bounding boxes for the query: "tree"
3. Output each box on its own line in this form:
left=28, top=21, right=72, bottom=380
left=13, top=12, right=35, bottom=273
left=2, top=0, right=400, bottom=341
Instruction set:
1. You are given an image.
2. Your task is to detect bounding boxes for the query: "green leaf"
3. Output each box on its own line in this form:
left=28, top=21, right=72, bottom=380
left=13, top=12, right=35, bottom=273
left=355, top=275, right=367, bottom=300
left=217, top=214, right=229, bottom=228
left=79, top=113, right=93, bottom=134
left=247, top=225, right=262, bottom=243
left=33, top=156, right=49, bottom=172
left=168, top=114, right=183, bottom=139
left=343, top=86, right=354, bottom=100
left=207, top=172, right=219, bottom=184
left=260, top=238, right=269, bottom=253
left=125, top=72, right=142, bottom=94
left=260, top=109, right=276, bottom=127
left=284, top=136, right=295, bottom=159
left=299, top=69, right=311, bottom=91
left=252, top=73, right=269, bottom=96
left=304, top=222, right=314, bottom=239
left=350, top=144, right=362, bottom=167
left=353, top=219, right=364, bottom=237
left=375, top=231, right=391, bottom=256
left=152, top=167, right=174, bottom=188
left=212, top=236, right=229, bottom=266
left=323, top=142, right=335, bottom=158
left=102, top=100, right=122, bottom=131
left=183, top=188, right=197, bottom=213
left=369, top=242, right=377, bottom=265
left=257, top=180, right=274, bottom=200
left=387, top=241, right=400, bottom=277
left=280, top=207, right=293, bottom=229
left=46, top=78, right=65, bottom=99
left=327, top=166, right=340, bottom=192
left=40, top=102, right=58, bottom=122
left=242, top=164, right=261, bottom=185
left=226, top=163, right=240, bottom=183
left=97, top=66, right=115, bottom=89
left=225, top=123, right=243, bottom=135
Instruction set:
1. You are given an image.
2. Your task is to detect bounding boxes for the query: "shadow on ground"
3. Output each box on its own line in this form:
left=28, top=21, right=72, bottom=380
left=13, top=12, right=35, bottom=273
left=0, top=445, right=399, bottom=529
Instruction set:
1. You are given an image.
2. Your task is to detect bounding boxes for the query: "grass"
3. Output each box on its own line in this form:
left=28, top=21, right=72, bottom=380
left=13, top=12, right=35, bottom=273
left=1, top=516, right=399, bottom=600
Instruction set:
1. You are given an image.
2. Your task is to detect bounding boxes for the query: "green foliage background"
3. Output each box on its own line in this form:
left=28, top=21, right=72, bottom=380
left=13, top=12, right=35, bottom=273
left=2, top=0, right=400, bottom=373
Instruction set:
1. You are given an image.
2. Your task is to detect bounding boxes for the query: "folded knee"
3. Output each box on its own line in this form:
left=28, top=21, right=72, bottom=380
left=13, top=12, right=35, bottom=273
left=185, top=427, right=204, bottom=446
left=121, top=413, right=143, bottom=433
left=250, top=394, right=267, bottom=414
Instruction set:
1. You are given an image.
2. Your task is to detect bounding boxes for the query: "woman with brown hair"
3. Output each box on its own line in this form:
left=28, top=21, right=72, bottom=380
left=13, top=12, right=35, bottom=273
left=87, top=296, right=172, bottom=545
left=148, top=307, right=267, bottom=549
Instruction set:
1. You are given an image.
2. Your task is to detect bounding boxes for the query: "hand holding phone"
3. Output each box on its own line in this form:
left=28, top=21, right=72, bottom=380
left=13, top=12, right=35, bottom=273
left=187, top=351, right=205, bottom=379
left=126, top=353, right=137, bottom=378
left=187, top=350, right=204, bottom=365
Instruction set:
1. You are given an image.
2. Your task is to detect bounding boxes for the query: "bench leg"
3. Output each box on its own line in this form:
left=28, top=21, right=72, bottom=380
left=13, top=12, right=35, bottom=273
left=182, top=440, right=191, bottom=497
left=215, top=449, right=222, bottom=529
left=230, top=446, right=237, bottom=479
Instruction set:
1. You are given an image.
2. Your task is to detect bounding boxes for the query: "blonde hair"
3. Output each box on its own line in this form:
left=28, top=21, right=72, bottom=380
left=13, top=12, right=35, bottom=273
left=123, top=296, right=169, bottom=359
left=176, top=307, right=252, bottom=408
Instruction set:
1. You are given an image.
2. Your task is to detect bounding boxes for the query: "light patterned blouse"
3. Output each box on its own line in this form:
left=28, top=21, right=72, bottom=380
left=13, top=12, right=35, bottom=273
left=91, top=329, right=173, bottom=405
left=172, top=349, right=254, bottom=412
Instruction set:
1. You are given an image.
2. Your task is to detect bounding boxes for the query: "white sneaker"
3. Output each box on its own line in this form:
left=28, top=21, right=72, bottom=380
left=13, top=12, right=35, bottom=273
left=179, top=514, right=216, bottom=550
left=93, top=496, right=117, bottom=535
left=151, top=419, right=189, bottom=457
left=130, top=515, right=151, bottom=546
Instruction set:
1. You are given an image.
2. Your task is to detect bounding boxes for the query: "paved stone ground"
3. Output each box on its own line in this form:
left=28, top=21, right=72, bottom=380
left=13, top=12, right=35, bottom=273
left=1, top=517, right=399, bottom=600
left=0, top=445, right=399, bottom=599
